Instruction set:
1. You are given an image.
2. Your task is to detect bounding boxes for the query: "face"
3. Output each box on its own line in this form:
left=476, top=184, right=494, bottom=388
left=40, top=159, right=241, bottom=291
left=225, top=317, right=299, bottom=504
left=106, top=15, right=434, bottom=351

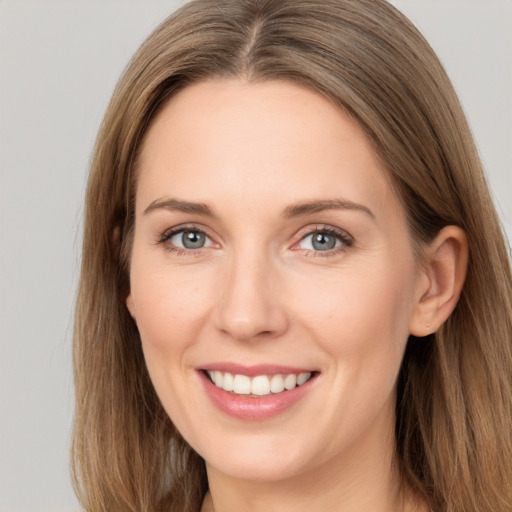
left=127, top=79, right=424, bottom=483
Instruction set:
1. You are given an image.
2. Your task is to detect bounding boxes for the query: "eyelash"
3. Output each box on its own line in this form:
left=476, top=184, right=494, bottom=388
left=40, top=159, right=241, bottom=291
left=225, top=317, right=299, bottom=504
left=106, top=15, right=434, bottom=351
left=157, top=224, right=353, bottom=256
left=293, top=225, right=353, bottom=257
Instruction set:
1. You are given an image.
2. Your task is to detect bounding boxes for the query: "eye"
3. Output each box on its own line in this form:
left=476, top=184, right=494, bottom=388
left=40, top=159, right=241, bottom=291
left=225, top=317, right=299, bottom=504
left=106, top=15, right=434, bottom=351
left=162, top=228, right=214, bottom=251
left=296, top=228, right=352, bottom=253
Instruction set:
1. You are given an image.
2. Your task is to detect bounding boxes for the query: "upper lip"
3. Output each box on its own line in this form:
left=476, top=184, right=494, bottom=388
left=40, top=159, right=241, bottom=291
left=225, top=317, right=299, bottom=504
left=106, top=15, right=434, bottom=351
left=199, top=362, right=317, bottom=377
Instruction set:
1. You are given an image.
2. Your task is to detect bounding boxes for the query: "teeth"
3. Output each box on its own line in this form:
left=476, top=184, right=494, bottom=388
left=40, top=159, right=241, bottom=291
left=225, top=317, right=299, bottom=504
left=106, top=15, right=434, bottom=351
left=223, top=371, right=234, bottom=391
left=207, top=370, right=312, bottom=396
left=297, top=372, right=310, bottom=386
left=270, top=374, right=285, bottom=393
left=284, top=374, right=297, bottom=390
left=213, top=371, right=223, bottom=388
left=233, top=374, right=251, bottom=394
left=251, top=375, right=270, bottom=396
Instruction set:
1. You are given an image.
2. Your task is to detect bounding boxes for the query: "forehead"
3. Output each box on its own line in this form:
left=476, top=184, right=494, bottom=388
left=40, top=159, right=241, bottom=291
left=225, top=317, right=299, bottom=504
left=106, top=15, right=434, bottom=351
left=136, top=79, right=402, bottom=223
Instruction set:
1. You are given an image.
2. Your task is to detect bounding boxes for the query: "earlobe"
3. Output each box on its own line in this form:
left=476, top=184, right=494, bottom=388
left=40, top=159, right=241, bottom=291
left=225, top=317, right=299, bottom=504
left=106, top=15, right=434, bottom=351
left=409, top=226, right=468, bottom=336
left=126, top=293, right=136, bottom=320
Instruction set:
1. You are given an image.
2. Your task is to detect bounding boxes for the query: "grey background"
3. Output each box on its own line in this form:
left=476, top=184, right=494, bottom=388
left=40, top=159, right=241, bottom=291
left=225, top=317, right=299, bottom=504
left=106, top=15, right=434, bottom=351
left=0, top=1, right=510, bottom=511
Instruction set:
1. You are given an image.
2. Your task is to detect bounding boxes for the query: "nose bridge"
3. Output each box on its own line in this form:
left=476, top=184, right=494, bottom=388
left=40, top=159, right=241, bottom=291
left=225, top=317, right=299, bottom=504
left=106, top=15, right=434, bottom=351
left=214, top=241, right=288, bottom=341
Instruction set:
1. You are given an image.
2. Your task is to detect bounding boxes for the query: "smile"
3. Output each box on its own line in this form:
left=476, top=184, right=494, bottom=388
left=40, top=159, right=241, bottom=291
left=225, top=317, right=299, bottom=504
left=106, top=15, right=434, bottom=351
left=198, top=365, right=319, bottom=420
left=206, top=370, right=313, bottom=396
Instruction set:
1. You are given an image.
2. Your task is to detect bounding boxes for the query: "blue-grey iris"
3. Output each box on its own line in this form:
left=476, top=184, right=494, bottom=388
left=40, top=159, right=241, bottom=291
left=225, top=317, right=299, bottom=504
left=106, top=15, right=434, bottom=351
left=312, top=232, right=336, bottom=251
left=182, top=231, right=206, bottom=249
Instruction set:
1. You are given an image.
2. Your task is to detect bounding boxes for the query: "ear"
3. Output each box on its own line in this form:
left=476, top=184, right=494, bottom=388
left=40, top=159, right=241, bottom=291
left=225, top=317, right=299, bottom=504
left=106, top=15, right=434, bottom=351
left=409, top=226, right=468, bottom=336
left=113, top=225, right=136, bottom=320
left=111, top=225, right=121, bottom=259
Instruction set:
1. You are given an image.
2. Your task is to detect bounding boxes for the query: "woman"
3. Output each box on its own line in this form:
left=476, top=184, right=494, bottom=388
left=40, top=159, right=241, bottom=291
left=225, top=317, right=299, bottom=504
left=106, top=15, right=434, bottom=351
left=71, top=1, right=512, bottom=511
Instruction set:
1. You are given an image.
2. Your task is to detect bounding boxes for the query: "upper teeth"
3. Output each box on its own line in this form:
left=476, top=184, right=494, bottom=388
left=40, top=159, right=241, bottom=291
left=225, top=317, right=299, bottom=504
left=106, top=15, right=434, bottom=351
left=207, top=371, right=312, bottom=396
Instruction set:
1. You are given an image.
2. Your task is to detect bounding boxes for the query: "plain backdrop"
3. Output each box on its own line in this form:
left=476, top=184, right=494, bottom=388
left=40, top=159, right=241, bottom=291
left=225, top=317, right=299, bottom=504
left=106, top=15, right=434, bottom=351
left=0, top=1, right=510, bottom=511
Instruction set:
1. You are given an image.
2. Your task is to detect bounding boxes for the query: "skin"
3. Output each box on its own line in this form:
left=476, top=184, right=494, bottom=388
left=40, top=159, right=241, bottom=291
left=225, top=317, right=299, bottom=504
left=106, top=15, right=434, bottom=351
left=126, top=79, right=467, bottom=512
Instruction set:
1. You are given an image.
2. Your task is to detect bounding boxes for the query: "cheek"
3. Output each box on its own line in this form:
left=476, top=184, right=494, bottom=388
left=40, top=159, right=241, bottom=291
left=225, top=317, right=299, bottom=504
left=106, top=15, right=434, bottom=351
left=128, top=259, right=220, bottom=431
left=291, top=259, right=415, bottom=449
left=293, top=255, right=416, bottom=400
left=299, top=259, right=413, bottom=343
left=129, top=257, right=216, bottom=364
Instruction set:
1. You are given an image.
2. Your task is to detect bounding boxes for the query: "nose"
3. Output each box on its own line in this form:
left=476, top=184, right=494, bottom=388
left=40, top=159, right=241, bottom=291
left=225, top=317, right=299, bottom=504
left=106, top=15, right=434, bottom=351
left=213, top=250, right=289, bottom=342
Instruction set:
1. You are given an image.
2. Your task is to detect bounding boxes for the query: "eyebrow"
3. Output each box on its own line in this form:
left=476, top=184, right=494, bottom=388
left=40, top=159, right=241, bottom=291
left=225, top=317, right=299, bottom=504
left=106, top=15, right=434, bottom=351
left=143, top=197, right=375, bottom=220
left=143, top=198, right=215, bottom=217
left=282, top=199, right=375, bottom=219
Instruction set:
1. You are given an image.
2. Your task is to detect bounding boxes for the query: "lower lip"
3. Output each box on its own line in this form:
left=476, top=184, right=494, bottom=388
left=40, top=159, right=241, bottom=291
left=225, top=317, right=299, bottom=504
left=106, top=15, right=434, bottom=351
left=198, top=371, right=317, bottom=420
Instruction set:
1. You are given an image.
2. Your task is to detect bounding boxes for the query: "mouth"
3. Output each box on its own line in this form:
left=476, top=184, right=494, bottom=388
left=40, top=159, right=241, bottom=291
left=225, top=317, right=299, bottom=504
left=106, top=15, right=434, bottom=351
left=197, top=364, right=319, bottom=420
left=203, top=369, right=317, bottom=397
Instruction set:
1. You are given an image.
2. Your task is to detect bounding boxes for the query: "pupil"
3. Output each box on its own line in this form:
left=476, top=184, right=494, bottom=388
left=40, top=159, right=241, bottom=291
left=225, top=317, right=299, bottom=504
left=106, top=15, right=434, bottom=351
left=312, top=232, right=336, bottom=251
left=182, top=231, right=205, bottom=249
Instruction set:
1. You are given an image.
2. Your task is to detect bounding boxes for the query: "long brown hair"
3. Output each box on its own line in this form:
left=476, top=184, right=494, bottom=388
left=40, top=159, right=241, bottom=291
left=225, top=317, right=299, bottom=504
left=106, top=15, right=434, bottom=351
left=72, top=1, right=512, bottom=511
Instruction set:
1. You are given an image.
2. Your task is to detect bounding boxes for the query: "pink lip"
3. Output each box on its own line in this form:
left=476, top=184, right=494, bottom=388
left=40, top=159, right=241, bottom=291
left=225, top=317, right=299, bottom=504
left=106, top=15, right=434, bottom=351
left=197, top=368, right=318, bottom=421
left=200, top=362, right=315, bottom=377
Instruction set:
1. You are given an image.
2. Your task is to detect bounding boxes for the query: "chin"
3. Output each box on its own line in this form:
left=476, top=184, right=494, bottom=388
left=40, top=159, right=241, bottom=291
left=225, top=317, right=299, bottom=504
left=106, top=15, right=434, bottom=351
left=206, top=454, right=306, bottom=483
left=196, top=431, right=319, bottom=483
